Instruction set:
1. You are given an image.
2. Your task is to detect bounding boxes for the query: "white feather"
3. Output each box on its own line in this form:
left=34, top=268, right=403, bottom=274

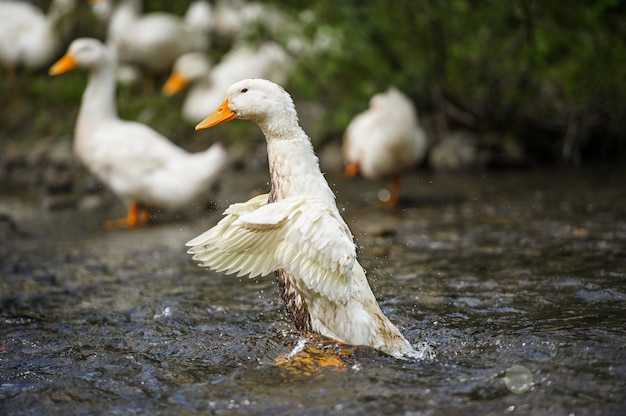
left=188, top=79, right=427, bottom=360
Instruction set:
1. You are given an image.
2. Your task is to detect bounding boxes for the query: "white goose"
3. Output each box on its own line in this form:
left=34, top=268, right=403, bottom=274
left=104, top=0, right=210, bottom=90
left=162, top=51, right=214, bottom=123
left=49, top=38, right=228, bottom=227
left=0, top=0, right=74, bottom=75
left=187, top=79, right=422, bottom=359
left=163, top=42, right=292, bottom=123
left=210, top=0, right=288, bottom=42
left=343, top=87, right=428, bottom=207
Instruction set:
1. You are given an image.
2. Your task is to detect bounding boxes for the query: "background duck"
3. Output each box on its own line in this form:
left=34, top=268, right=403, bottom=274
left=103, top=0, right=210, bottom=91
left=163, top=41, right=293, bottom=124
left=0, top=0, right=75, bottom=77
left=49, top=38, right=228, bottom=227
left=343, top=87, right=428, bottom=207
left=187, top=79, right=424, bottom=360
left=210, top=0, right=289, bottom=42
left=183, top=1, right=213, bottom=33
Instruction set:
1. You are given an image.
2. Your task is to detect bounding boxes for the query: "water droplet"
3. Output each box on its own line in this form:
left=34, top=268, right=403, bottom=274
left=377, top=189, right=390, bottom=202
left=504, top=365, right=532, bottom=394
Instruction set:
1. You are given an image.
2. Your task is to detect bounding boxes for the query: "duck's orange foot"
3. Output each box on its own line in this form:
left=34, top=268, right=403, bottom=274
left=274, top=333, right=359, bottom=377
left=104, top=203, right=152, bottom=230
left=344, top=162, right=360, bottom=179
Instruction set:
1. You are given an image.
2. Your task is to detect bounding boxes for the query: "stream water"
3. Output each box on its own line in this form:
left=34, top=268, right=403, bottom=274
left=1, top=165, right=625, bottom=415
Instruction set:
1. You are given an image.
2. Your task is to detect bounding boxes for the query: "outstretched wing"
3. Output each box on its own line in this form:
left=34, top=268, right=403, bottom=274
left=186, top=193, right=279, bottom=278
left=186, top=194, right=356, bottom=301
left=274, top=198, right=356, bottom=301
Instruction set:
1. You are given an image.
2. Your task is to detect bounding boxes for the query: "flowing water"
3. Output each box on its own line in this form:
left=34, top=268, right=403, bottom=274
left=1, top=166, right=625, bottom=415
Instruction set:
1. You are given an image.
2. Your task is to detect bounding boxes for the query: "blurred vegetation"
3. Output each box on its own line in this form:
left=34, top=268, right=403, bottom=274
left=1, top=0, right=624, bottom=165
left=274, top=0, right=626, bottom=164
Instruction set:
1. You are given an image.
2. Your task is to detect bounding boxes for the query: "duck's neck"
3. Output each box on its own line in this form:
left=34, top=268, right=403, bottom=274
left=77, top=59, right=119, bottom=128
left=112, top=0, right=141, bottom=24
left=108, top=0, right=140, bottom=40
left=48, top=0, right=75, bottom=26
left=262, top=123, right=335, bottom=204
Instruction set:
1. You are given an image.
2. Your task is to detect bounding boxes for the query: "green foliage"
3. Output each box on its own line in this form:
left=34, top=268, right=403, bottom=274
left=2, top=0, right=624, bottom=163
left=271, top=0, right=626, bottom=162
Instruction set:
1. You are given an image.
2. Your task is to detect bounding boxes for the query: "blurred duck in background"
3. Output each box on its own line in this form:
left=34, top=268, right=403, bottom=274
left=183, top=0, right=213, bottom=31
left=0, top=0, right=75, bottom=77
left=95, top=0, right=212, bottom=91
left=210, top=0, right=289, bottom=42
left=49, top=38, right=228, bottom=228
left=163, top=41, right=293, bottom=124
left=342, top=87, right=428, bottom=208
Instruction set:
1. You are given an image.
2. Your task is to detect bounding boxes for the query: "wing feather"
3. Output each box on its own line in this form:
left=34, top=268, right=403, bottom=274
left=187, top=193, right=282, bottom=278
left=275, top=198, right=356, bottom=301
left=187, top=194, right=357, bottom=301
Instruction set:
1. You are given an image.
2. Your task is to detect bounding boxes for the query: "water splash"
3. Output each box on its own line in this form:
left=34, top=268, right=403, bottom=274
left=406, top=341, right=436, bottom=361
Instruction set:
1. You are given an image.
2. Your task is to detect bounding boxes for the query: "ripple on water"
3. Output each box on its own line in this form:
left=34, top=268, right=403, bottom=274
left=1, top=168, right=626, bottom=414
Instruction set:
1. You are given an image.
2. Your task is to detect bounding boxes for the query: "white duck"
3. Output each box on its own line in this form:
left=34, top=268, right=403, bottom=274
left=183, top=1, right=213, bottom=33
left=104, top=0, right=210, bottom=90
left=210, top=0, right=288, bottom=41
left=162, top=51, right=214, bottom=123
left=343, top=87, right=428, bottom=207
left=163, top=41, right=292, bottom=123
left=186, top=79, right=421, bottom=359
left=49, top=38, right=228, bottom=227
left=0, top=0, right=74, bottom=75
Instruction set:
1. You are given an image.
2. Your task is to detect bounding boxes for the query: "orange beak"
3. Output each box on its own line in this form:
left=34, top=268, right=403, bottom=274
left=49, top=53, right=78, bottom=76
left=162, top=71, right=187, bottom=96
left=195, top=98, right=237, bottom=130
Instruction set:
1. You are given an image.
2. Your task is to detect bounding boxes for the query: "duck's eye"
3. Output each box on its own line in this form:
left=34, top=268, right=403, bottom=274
left=240, top=88, right=248, bottom=93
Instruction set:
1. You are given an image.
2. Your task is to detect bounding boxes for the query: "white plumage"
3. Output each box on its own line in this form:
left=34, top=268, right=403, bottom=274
left=163, top=42, right=292, bottom=123
left=183, top=1, right=213, bottom=33
left=187, top=79, right=422, bottom=359
left=105, top=0, right=210, bottom=85
left=210, top=0, right=288, bottom=41
left=188, top=194, right=354, bottom=301
left=49, top=38, right=228, bottom=227
left=0, top=0, right=74, bottom=73
left=343, top=87, right=428, bottom=206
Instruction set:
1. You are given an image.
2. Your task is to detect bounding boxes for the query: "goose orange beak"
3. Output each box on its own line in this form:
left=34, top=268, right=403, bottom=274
left=162, top=71, right=187, bottom=96
left=195, top=98, right=237, bottom=130
left=49, top=53, right=78, bottom=76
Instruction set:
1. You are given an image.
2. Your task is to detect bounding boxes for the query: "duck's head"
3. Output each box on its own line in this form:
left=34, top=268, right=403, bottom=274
left=195, top=78, right=298, bottom=131
left=49, top=37, right=110, bottom=75
left=163, top=52, right=211, bottom=96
